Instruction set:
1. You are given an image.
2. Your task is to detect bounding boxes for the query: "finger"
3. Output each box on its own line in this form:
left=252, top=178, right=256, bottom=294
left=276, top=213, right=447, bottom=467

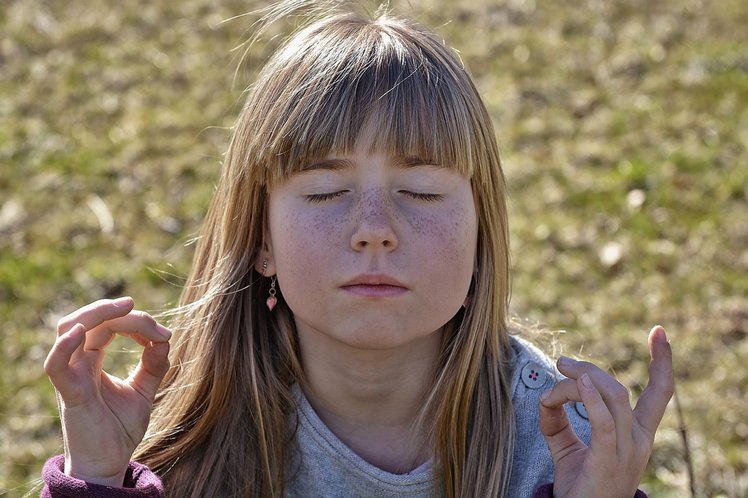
left=44, top=323, right=87, bottom=393
left=539, top=378, right=580, bottom=408
left=557, top=356, right=634, bottom=449
left=577, top=373, right=617, bottom=455
left=57, top=297, right=135, bottom=336
left=129, top=341, right=171, bottom=402
left=634, top=326, right=674, bottom=438
left=539, top=385, right=584, bottom=460
left=84, top=312, right=171, bottom=350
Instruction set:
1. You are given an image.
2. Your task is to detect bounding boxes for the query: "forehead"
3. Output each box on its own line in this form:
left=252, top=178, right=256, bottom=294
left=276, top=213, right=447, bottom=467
left=301, top=115, right=443, bottom=166
left=297, top=155, right=447, bottom=175
left=249, top=15, right=488, bottom=189
left=280, top=105, right=465, bottom=181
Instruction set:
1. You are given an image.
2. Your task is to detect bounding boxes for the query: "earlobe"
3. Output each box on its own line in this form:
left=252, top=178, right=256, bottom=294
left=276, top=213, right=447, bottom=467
left=254, top=229, right=276, bottom=276
left=255, top=222, right=276, bottom=275
left=256, top=255, right=276, bottom=276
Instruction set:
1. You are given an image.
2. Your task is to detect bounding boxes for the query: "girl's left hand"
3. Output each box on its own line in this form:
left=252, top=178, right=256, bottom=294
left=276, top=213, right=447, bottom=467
left=538, top=325, right=674, bottom=498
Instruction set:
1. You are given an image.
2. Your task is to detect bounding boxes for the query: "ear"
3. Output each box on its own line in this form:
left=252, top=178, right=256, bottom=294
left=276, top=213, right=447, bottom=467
left=254, top=254, right=276, bottom=276
left=254, top=233, right=277, bottom=276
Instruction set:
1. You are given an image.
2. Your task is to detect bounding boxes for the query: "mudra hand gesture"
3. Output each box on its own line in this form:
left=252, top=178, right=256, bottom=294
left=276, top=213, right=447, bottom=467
left=44, top=297, right=171, bottom=486
left=539, top=325, right=674, bottom=498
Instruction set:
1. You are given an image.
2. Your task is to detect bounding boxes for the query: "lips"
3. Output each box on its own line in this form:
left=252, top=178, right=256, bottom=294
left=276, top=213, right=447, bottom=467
left=342, top=274, right=407, bottom=287
left=340, top=274, right=408, bottom=297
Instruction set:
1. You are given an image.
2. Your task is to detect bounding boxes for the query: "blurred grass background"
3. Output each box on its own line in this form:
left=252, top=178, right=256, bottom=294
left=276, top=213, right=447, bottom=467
left=1, top=0, right=746, bottom=496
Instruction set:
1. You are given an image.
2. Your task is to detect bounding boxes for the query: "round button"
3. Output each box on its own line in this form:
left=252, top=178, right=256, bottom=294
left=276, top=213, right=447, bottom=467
left=575, top=401, right=589, bottom=420
left=520, top=362, right=547, bottom=389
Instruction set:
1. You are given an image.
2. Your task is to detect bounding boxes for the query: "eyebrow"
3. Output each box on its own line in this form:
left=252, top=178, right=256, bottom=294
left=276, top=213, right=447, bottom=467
left=396, top=156, right=441, bottom=169
left=299, top=156, right=441, bottom=172
left=299, top=159, right=352, bottom=172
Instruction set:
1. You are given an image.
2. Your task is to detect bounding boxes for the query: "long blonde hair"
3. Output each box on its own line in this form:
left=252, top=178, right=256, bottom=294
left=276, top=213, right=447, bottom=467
left=135, top=2, right=514, bottom=496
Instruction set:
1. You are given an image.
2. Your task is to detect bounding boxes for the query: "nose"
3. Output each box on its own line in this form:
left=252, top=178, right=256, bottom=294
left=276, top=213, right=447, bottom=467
left=350, top=189, right=399, bottom=252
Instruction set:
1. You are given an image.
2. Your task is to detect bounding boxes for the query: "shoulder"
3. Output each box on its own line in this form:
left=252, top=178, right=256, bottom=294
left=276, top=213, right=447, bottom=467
left=509, top=334, right=557, bottom=383
left=508, top=333, right=560, bottom=409
left=508, top=334, right=590, bottom=434
left=505, top=334, right=592, bottom=494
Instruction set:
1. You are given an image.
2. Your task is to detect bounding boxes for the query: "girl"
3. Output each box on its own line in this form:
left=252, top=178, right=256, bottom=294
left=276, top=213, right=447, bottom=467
left=42, top=1, right=674, bottom=497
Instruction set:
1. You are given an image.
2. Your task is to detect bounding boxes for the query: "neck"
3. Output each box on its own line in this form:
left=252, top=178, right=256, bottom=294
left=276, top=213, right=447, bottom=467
left=297, top=328, right=442, bottom=473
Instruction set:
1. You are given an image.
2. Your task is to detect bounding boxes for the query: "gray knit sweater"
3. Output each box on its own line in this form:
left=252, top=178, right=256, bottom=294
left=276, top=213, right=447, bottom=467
left=284, top=335, right=591, bottom=497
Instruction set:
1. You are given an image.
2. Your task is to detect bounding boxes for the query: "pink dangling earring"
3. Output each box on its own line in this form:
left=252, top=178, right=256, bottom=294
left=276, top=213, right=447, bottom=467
left=261, top=258, right=277, bottom=311
left=266, top=276, right=277, bottom=311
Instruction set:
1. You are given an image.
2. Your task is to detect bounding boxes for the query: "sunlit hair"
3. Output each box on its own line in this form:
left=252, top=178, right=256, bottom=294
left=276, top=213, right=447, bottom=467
left=135, top=1, right=513, bottom=496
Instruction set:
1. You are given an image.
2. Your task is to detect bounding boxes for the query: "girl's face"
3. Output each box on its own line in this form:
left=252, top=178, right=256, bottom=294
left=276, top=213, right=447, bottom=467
left=266, top=135, right=478, bottom=351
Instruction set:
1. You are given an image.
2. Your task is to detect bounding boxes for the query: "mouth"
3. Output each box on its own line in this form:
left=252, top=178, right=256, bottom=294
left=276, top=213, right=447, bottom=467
left=340, top=274, right=408, bottom=297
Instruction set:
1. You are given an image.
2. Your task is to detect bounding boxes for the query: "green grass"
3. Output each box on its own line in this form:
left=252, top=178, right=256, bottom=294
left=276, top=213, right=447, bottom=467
left=2, top=0, right=746, bottom=496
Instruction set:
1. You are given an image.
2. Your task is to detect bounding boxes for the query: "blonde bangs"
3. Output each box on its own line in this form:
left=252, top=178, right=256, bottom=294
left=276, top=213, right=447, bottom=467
left=242, top=13, right=485, bottom=185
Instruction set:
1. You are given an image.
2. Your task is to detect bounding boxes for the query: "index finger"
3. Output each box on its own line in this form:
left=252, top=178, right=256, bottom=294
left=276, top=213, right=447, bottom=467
left=633, top=325, right=674, bottom=438
left=84, top=312, right=171, bottom=350
left=57, top=297, right=136, bottom=336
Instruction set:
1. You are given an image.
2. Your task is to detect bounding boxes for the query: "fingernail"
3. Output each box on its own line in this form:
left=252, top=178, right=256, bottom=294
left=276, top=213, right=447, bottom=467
left=540, top=389, right=551, bottom=402
left=157, top=325, right=172, bottom=340
left=112, top=296, right=132, bottom=307
left=70, top=323, right=86, bottom=337
left=580, top=373, right=594, bottom=390
left=558, top=356, right=573, bottom=366
left=654, top=325, right=668, bottom=343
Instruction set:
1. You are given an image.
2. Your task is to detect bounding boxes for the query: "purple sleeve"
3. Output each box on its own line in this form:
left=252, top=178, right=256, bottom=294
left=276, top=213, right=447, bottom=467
left=533, top=483, right=649, bottom=498
left=532, top=484, right=554, bottom=498
left=41, top=455, right=163, bottom=498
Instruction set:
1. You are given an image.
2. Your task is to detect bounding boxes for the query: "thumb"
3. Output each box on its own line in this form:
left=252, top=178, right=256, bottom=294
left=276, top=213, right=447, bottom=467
left=128, top=340, right=170, bottom=402
left=44, top=323, right=88, bottom=396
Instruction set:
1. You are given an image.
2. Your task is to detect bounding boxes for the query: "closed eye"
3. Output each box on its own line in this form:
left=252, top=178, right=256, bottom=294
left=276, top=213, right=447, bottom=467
left=305, top=191, right=347, bottom=203
left=400, top=191, right=444, bottom=202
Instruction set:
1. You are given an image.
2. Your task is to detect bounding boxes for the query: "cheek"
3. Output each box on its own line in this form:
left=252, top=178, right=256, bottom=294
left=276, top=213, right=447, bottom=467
left=269, top=203, right=347, bottom=284
left=406, top=205, right=477, bottom=286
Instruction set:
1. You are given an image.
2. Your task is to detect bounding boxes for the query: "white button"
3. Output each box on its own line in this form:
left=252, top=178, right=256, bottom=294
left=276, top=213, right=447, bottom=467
left=520, top=362, right=547, bottom=389
left=575, top=401, right=589, bottom=419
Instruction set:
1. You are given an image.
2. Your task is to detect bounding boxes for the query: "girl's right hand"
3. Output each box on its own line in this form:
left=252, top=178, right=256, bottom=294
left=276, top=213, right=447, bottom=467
left=44, top=297, right=171, bottom=487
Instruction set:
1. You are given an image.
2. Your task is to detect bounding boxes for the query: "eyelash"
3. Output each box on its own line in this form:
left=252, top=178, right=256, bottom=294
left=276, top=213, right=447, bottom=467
left=304, top=191, right=443, bottom=203
left=305, top=191, right=347, bottom=203
left=404, top=192, right=443, bottom=202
